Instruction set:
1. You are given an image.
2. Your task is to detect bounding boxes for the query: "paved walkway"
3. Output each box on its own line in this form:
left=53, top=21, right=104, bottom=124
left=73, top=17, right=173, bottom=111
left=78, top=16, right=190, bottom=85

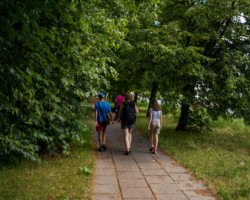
left=92, top=120, right=216, bottom=200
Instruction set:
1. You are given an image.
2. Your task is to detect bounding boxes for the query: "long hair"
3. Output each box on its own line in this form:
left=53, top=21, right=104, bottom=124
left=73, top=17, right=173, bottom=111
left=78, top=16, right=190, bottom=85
left=150, top=99, right=161, bottom=111
left=124, top=93, right=132, bottom=102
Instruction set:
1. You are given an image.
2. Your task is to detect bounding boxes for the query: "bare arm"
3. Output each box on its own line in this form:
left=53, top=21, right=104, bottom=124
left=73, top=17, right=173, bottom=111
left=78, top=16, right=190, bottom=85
left=95, top=110, right=98, bottom=126
left=109, top=111, right=114, bottom=124
left=117, top=104, right=123, bottom=122
left=134, top=102, right=139, bottom=114
left=160, top=113, right=162, bottom=130
left=148, top=112, right=152, bottom=130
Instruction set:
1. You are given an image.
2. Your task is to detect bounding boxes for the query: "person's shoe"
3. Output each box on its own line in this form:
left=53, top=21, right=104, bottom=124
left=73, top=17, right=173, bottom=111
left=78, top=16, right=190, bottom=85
left=102, top=144, right=107, bottom=150
left=124, top=151, right=130, bottom=155
left=129, top=149, right=131, bottom=153
left=98, top=147, right=103, bottom=152
left=149, top=146, right=154, bottom=152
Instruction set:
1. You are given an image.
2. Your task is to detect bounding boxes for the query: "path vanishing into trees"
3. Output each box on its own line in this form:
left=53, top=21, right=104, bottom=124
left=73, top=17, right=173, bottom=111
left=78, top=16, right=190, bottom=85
left=92, top=116, right=217, bottom=200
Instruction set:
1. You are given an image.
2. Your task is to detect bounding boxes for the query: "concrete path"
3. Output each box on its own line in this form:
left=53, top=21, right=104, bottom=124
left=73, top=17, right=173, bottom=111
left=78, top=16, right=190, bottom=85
left=92, top=121, right=216, bottom=200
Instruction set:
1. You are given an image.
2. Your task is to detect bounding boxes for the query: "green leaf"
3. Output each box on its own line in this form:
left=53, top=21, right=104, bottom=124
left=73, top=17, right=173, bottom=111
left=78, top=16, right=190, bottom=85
left=79, top=167, right=92, bottom=174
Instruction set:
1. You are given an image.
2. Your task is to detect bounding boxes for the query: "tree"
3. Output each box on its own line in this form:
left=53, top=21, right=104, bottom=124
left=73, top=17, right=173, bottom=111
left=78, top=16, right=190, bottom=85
left=111, top=0, right=162, bottom=107
left=0, top=0, right=127, bottom=162
left=156, top=0, right=250, bottom=130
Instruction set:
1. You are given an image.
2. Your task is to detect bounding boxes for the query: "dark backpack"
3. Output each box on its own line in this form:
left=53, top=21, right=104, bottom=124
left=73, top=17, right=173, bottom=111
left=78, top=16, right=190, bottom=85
left=123, top=101, right=136, bottom=125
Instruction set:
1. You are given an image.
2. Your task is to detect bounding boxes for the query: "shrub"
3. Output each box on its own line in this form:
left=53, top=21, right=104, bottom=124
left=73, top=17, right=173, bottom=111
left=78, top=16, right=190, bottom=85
left=186, top=107, right=212, bottom=132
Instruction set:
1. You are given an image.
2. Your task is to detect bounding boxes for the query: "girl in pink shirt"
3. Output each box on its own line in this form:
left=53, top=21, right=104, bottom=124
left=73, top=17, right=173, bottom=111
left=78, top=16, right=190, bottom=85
left=115, top=91, right=123, bottom=120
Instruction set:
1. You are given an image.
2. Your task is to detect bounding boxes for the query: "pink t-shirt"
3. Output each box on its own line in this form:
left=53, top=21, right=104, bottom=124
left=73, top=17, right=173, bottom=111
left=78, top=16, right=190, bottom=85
left=116, top=95, right=123, bottom=106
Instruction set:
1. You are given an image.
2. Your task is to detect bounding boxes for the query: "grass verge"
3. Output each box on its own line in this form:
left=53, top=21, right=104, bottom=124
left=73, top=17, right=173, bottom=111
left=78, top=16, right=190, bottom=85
left=0, top=102, right=94, bottom=200
left=136, top=104, right=250, bottom=200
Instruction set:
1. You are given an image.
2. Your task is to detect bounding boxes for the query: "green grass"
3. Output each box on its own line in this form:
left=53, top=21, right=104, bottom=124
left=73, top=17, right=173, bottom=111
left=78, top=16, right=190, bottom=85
left=136, top=105, right=250, bottom=200
left=0, top=102, right=94, bottom=200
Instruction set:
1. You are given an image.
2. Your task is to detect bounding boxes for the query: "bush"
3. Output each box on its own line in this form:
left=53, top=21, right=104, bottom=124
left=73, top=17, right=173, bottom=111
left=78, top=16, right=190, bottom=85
left=186, top=107, right=212, bottom=132
left=0, top=0, right=125, bottom=162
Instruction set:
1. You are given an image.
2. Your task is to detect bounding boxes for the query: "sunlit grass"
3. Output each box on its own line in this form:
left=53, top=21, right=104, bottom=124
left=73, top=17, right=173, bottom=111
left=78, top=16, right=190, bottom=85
left=136, top=104, right=250, bottom=200
left=0, top=102, right=94, bottom=200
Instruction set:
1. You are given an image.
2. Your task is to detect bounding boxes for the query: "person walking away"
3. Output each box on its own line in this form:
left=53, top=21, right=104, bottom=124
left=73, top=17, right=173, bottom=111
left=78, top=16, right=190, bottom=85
left=148, top=99, right=162, bottom=154
left=118, top=93, right=139, bottom=155
left=95, top=92, right=114, bottom=152
left=115, top=91, right=123, bottom=120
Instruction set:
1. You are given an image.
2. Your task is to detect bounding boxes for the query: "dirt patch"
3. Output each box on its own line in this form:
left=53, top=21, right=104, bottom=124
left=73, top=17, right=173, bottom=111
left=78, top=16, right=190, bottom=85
left=195, top=189, right=214, bottom=196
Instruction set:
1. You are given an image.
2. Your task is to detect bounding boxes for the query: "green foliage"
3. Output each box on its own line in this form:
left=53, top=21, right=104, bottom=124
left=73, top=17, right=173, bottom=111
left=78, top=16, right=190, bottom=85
left=186, top=106, right=212, bottom=132
left=0, top=103, right=94, bottom=200
left=137, top=100, right=149, bottom=107
left=0, top=0, right=126, bottom=162
left=158, top=0, right=250, bottom=127
left=79, top=166, right=93, bottom=175
left=109, top=0, right=160, bottom=95
left=1, top=0, right=249, bottom=162
left=114, top=0, right=250, bottom=129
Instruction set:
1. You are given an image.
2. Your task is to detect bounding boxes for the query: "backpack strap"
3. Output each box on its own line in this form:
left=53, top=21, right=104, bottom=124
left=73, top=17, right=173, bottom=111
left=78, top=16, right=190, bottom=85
left=98, top=102, right=105, bottom=119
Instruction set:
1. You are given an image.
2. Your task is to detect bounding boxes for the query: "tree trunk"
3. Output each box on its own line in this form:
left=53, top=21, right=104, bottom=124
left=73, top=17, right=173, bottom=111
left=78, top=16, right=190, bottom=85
left=146, top=82, right=158, bottom=117
left=175, top=102, right=190, bottom=131
left=134, top=92, right=138, bottom=103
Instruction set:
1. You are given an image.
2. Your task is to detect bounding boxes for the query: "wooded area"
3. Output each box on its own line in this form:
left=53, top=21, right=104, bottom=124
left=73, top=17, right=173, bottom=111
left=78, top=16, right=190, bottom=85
left=0, top=0, right=249, bottom=162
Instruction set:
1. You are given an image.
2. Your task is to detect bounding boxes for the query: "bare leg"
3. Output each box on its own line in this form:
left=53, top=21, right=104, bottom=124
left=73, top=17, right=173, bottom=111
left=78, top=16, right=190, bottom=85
left=154, top=133, right=159, bottom=154
left=98, top=132, right=102, bottom=148
left=102, top=130, right=106, bottom=145
left=123, top=129, right=130, bottom=152
left=149, top=132, right=154, bottom=147
left=128, top=129, right=133, bottom=150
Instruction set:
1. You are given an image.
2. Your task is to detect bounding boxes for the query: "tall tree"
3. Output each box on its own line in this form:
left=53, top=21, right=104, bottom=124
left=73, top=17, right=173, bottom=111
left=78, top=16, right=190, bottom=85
left=156, top=0, right=250, bottom=130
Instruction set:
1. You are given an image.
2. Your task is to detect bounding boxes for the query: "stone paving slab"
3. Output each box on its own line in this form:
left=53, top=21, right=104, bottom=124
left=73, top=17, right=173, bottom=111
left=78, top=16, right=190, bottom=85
left=165, top=166, right=187, bottom=173
left=92, top=118, right=216, bottom=200
left=177, top=181, right=207, bottom=191
left=118, top=171, right=144, bottom=179
left=93, top=194, right=122, bottom=200
left=169, top=173, right=193, bottom=181
left=95, top=164, right=115, bottom=169
left=116, top=164, right=140, bottom=172
left=138, top=162, right=161, bottom=169
left=184, top=190, right=216, bottom=200
left=141, top=168, right=166, bottom=176
left=145, top=175, right=174, bottom=184
left=112, top=159, right=136, bottom=165
left=93, top=184, right=120, bottom=194
left=155, top=193, right=189, bottom=200
left=119, top=178, right=148, bottom=188
left=124, top=199, right=155, bottom=200
left=156, top=154, right=173, bottom=161
left=95, top=159, right=113, bottom=165
left=94, top=175, right=118, bottom=185
left=95, top=168, right=116, bottom=176
left=121, top=187, right=155, bottom=199
left=189, top=197, right=216, bottom=200
left=150, top=183, right=181, bottom=194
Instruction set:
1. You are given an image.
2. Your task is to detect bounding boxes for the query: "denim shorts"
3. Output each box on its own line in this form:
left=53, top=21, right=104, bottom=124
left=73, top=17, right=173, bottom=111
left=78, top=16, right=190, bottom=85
left=121, top=121, right=134, bottom=130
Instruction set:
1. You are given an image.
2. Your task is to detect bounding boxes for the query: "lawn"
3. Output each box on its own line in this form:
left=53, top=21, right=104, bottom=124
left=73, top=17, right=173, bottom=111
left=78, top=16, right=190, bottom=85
left=135, top=103, right=250, bottom=200
left=0, top=102, right=94, bottom=200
